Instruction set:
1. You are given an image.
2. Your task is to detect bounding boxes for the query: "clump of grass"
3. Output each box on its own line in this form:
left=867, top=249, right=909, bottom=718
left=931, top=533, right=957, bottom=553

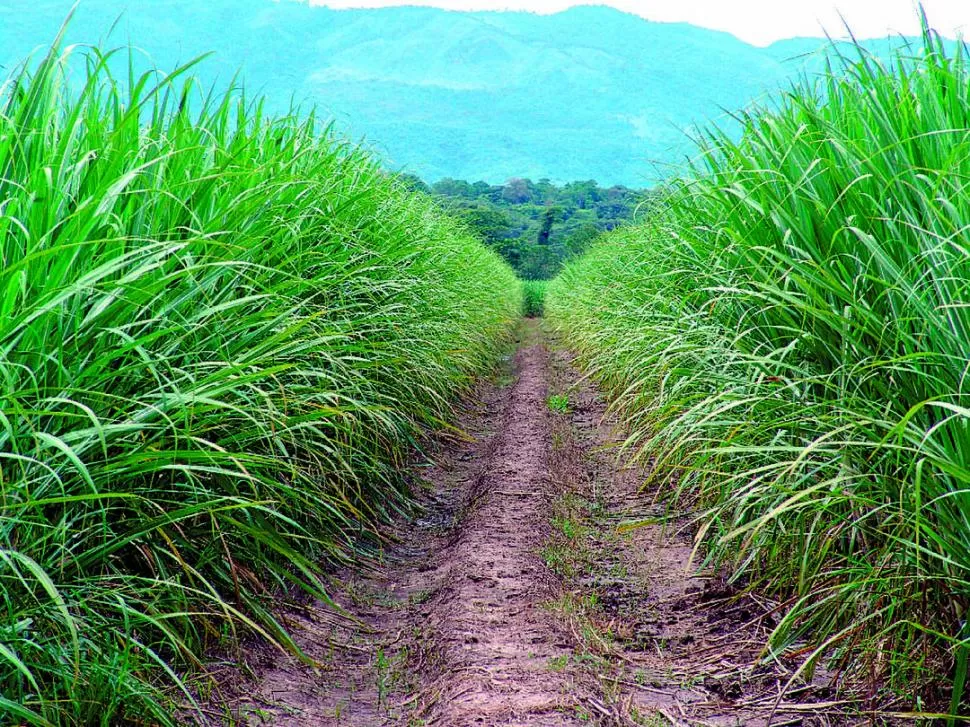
left=547, top=394, right=570, bottom=414
left=522, top=279, right=547, bottom=317
left=0, top=27, right=519, bottom=726
left=549, top=19, right=970, bottom=716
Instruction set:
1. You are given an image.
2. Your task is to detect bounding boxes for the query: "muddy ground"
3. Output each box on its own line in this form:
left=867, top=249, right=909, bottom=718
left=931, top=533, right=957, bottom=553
left=203, top=320, right=869, bottom=726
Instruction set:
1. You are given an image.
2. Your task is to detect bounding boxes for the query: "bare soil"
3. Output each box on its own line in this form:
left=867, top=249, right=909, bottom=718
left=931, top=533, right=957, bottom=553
left=206, top=320, right=864, bottom=726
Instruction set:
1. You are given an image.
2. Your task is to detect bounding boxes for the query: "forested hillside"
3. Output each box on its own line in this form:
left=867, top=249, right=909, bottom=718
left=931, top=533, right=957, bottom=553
left=0, top=0, right=928, bottom=186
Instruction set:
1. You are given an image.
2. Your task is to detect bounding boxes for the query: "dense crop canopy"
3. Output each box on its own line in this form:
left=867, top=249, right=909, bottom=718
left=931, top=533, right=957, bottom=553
left=549, top=23, right=970, bottom=717
left=0, top=27, right=520, bottom=725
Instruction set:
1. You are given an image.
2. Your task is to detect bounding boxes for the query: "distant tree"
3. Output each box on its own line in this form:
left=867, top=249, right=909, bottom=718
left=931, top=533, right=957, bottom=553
left=432, top=177, right=474, bottom=198
left=605, top=184, right=630, bottom=200
left=562, top=180, right=600, bottom=209
left=537, top=206, right=559, bottom=246
left=456, top=204, right=514, bottom=248
left=471, top=180, right=493, bottom=197
left=535, top=178, right=557, bottom=204
left=519, top=244, right=559, bottom=280
left=596, top=199, right=633, bottom=225
left=398, top=173, right=430, bottom=193
left=502, top=177, right=534, bottom=204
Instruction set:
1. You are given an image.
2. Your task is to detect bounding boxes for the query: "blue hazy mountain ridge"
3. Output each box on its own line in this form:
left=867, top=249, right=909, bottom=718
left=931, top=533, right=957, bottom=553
left=0, top=1, right=926, bottom=185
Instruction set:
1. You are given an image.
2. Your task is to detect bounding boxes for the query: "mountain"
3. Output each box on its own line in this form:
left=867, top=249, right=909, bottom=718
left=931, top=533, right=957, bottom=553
left=0, top=1, right=918, bottom=186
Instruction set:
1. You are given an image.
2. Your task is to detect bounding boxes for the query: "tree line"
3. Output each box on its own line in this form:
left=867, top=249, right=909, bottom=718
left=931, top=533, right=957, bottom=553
left=402, top=175, right=651, bottom=279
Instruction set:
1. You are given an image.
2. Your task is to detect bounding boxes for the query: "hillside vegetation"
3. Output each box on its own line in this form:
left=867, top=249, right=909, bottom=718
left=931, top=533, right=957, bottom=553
left=0, top=34, right=519, bottom=725
left=548, top=27, right=970, bottom=715
left=407, top=176, right=647, bottom=279
left=0, top=1, right=932, bottom=186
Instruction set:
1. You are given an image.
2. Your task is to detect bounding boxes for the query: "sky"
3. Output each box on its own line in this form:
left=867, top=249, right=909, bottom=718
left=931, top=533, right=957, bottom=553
left=309, top=0, right=969, bottom=46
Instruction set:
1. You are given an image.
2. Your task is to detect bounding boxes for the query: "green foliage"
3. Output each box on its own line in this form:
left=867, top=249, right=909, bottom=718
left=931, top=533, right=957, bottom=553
left=431, top=177, right=648, bottom=279
left=547, top=395, right=570, bottom=415
left=549, top=26, right=970, bottom=714
left=523, top=280, right=548, bottom=318
left=0, top=35, right=519, bottom=725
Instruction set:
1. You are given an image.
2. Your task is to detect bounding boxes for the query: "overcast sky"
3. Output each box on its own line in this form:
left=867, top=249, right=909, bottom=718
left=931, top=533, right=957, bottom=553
left=309, top=1, right=968, bottom=46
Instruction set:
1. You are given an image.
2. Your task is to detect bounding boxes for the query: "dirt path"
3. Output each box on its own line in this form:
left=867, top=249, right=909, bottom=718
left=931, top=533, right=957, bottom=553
left=210, top=320, right=859, bottom=726
left=415, top=321, right=590, bottom=725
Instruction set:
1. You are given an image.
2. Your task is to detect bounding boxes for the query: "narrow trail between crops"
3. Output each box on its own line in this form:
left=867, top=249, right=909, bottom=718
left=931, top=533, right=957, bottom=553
left=215, top=319, right=858, bottom=726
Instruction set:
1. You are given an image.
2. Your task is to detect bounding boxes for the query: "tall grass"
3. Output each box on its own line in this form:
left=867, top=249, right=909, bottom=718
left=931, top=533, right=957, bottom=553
left=548, top=22, right=970, bottom=715
left=522, top=279, right=547, bottom=317
left=0, top=30, right=520, bottom=725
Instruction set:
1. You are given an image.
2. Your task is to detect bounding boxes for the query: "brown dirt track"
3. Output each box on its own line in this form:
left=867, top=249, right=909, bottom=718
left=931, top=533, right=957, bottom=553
left=207, top=320, right=864, bottom=726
